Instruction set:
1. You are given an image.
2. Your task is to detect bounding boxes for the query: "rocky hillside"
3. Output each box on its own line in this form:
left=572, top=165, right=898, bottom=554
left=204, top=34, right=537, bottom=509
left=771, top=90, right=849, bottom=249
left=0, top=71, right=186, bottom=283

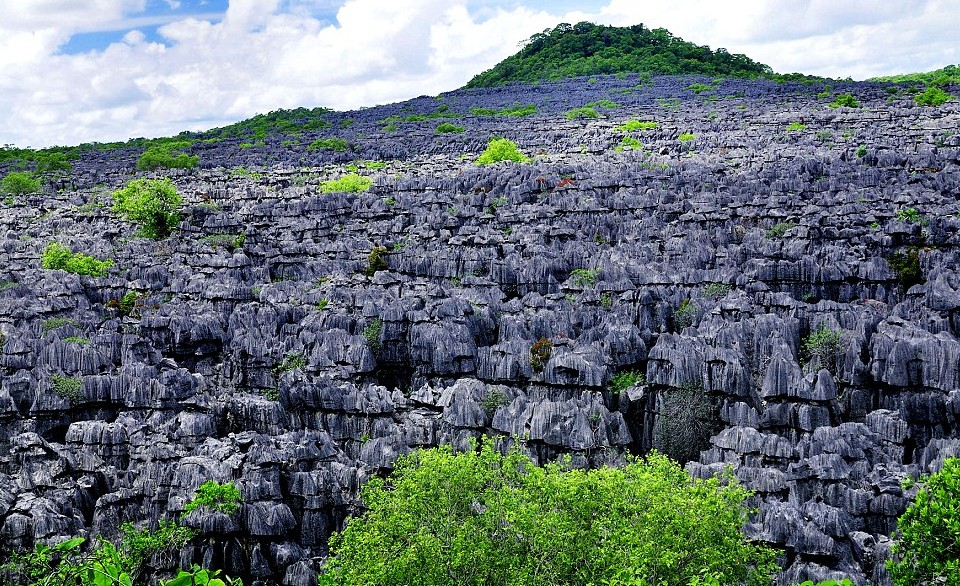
left=1, top=74, right=960, bottom=586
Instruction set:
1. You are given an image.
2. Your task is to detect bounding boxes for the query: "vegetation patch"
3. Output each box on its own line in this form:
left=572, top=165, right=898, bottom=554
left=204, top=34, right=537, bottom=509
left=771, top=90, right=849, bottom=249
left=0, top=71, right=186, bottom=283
left=319, top=173, right=373, bottom=193
left=41, top=243, right=113, bottom=277
left=829, top=93, right=859, bottom=108
left=113, top=178, right=183, bottom=239
left=530, top=337, right=553, bottom=372
left=183, top=480, right=243, bottom=515
left=476, top=137, right=528, bottom=165
left=1, top=171, right=42, bottom=195
left=435, top=122, right=465, bottom=134
left=308, top=137, right=349, bottom=152
left=617, top=120, right=658, bottom=132
left=609, top=369, right=645, bottom=394
left=137, top=139, right=198, bottom=171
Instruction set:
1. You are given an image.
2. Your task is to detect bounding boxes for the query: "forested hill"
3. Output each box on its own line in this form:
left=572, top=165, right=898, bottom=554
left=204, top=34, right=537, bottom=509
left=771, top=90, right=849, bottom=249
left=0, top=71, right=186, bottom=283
left=465, top=21, right=774, bottom=88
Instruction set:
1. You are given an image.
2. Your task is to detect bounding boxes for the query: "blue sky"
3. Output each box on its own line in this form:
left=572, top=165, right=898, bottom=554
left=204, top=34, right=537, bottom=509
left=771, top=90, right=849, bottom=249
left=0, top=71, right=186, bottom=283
left=0, top=0, right=957, bottom=148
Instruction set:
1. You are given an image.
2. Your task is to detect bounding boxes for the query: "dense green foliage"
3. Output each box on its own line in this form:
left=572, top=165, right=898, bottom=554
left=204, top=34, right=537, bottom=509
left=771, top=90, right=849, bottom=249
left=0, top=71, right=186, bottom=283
left=476, top=138, right=527, bottom=165
left=112, top=178, right=182, bottom=239
left=888, top=457, right=960, bottom=585
left=435, top=122, right=465, bottom=133
left=307, top=137, right=349, bottom=152
left=609, top=369, right=645, bottom=394
left=870, top=63, right=960, bottom=86
left=136, top=140, right=198, bottom=171
left=915, top=85, right=954, bottom=106
left=318, top=173, right=373, bottom=193
left=322, top=444, right=776, bottom=586
left=465, top=22, right=772, bottom=88
left=183, top=481, right=242, bottom=515
left=802, top=325, right=844, bottom=373
left=829, top=93, right=859, bottom=108
left=41, top=243, right=114, bottom=276
left=1, top=171, right=42, bottom=195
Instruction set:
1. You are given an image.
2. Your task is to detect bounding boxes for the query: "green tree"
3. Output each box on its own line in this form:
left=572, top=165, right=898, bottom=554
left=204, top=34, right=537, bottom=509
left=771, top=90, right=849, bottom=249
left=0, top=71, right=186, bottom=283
left=323, top=444, right=776, bottom=586
left=1, top=171, right=41, bottom=195
left=136, top=140, right=198, bottom=171
left=476, top=137, right=527, bottom=165
left=112, top=178, right=182, bottom=239
left=888, top=457, right=960, bottom=585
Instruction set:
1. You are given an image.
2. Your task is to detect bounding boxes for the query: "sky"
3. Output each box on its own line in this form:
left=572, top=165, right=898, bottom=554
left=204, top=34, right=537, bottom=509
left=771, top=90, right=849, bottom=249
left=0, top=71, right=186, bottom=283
left=0, top=0, right=957, bottom=149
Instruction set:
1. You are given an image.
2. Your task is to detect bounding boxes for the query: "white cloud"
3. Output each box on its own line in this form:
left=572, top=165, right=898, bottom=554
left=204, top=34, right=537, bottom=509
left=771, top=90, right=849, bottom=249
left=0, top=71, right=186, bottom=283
left=0, top=0, right=958, bottom=148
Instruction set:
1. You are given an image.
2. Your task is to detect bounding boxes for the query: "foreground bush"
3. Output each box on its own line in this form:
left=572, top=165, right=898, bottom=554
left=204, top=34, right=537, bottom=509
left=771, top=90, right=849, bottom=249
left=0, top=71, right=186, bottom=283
left=41, top=243, right=113, bottom=277
left=112, top=178, right=182, bottom=239
left=323, top=444, right=776, bottom=586
left=888, top=457, right=960, bottom=585
left=1, top=171, right=41, bottom=195
left=475, top=137, right=527, bottom=165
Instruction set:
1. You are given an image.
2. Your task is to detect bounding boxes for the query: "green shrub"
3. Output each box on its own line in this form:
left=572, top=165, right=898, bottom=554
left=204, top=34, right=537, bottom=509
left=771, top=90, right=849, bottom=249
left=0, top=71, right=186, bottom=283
left=137, top=140, right=198, bottom=171
left=888, top=457, right=960, bottom=585
left=895, top=207, right=925, bottom=223
left=308, top=137, right=349, bottom=152
left=435, top=122, right=465, bottom=134
left=673, top=298, right=697, bottom=330
left=273, top=352, right=307, bottom=376
left=476, top=138, right=527, bottom=165
left=765, top=221, right=797, bottom=239
left=654, top=385, right=718, bottom=464
left=51, top=374, right=83, bottom=404
left=855, top=144, right=867, bottom=158
left=183, top=480, right=243, bottom=515
left=702, top=282, right=732, bottom=297
left=112, top=178, right=183, bottom=239
left=41, top=243, right=114, bottom=276
left=319, top=173, right=372, bottom=193
left=678, top=132, right=696, bottom=141
left=1, top=171, right=41, bottom=195
left=803, top=325, right=844, bottom=373
left=888, top=247, right=924, bottom=291
left=617, top=136, right=644, bottom=151
left=479, top=388, right=509, bottom=414
left=41, top=316, right=78, bottom=334
left=786, top=121, right=806, bottom=131
left=915, top=85, right=954, bottom=106
left=570, top=268, right=599, bottom=286
left=829, top=93, right=859, bottom=108
left=63, top=336, right=90, bottom=346
left=617, top=120, right=658, bottom=132
left=364, top=245, right=389, bottom=276
left=470, top=103, right=537, bottom=117
left=688, top=83, right=715, bottom=94
left=565, top=106, right=600, bottom=120
left=530, top=337, right=553, bottom=372
left=363, top=318, right=383, bottom=354
left=609, top=369, right=645, bottom=394
left=322, top=444, right=777, bottom=586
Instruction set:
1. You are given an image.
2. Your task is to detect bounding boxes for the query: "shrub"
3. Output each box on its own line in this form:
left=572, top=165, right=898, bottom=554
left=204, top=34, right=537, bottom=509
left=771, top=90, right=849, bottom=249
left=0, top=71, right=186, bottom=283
left=51, top=374, right=83, bottom=404
left=479, top=388, right=509, bottom=414
left=530, top=337, right=553, bottom=372
left=855, top=144, right=867, bottom=158
left=617, top=120, right=658, bottom=132
left=673, top=298, right=697, bottom=330
left=322, top=444, right=777, bottom=586
left=137, top=140, right=198, bottom=171
left=702, top=282, right=732, bottom=297
left=41, top=243, right=114, bottom=277
left=273, top=351, right=307, bottom=376
left=786, top=121, right=806, bottom=131
left=435, top=122, right=465, bottom=134
left=765, top=221, right=797, bottom=239
left=105, top=291, right=142, bottom=316
left=895, top=207, right=925, bottom=224
left=888, top=247, right=924, bottom=291
left=609, top=369, right=645, bottom=394
left=475, top=138, right=527, bottom=165
left=319, top=173, right=372, bottom=193
left=362, top=318, right=383, bottom=354
left=888, top=457, right=960, bottom=585
left=112, top=178, right=183, bottom=239
left=678, top=132, right=696, bottom=141
left=41, top=316, right=78, bottom=334
left=1, top=171, right=41, bottom=195
left=570, top=268, right=599, bottom=286
left=803, top=325, right=844, bottom=373
left=364, top=245, right=389, bottom=276
left=564, top=106, right=600, bottom=120
left=183, top=480, right=243, bottom=515
left=915, top=85, right=954, bottom=106
left=829, top=93, right=859, bottom=108
left=688, top=82, right=714, bottom=94
left=616, top=136, right=644, bottom=151
left=654, top=385, right=719, bottom=464
left=307, top=137, right=349, bottom=152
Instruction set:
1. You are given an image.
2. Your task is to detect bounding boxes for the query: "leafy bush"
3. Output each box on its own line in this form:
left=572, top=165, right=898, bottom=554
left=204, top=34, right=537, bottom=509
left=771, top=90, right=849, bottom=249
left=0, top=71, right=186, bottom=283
left=364, top=245, right=389, bottom=276
left=183, top=480, right=243, bottom=515
left=617, top=136, right=644, bottom=151
left=162, top=565, right=243, bottom=586
left=362, top=318, right=383, bottom=354
left=41, top=243, right=114, bottom=277
left=830, top=93, right=859, bottom=108
left=803, top=325, right=844, bottom=373
left=855, top=144, right=867, bottom=158
left=888, top=457, right=960, bottom=585
left=609, top=369, right=645, bottom=394
left=564, top=106, right=600, bottom=120
left=617, top=119, right=659, bottom=132
left=319, top=173, right=372, bottom=193
left=570, top=268, right=599, bottom=286
left=479, top=388, right=509, bottom=414
left=273, top=352, right=307, bottom=376
left=914, top=85, right=954, bottom=106
left=654, top=385, right=719, bottom=464
left=137, top=140, right=198, bottom=171
left=530, top=337, right=553, bottom=372
left=678, top=132, right=696, bottom=141
left=765, top=221, right=797, bottom=239
left=476, top=138, right=528, bottom=165
left=702, top=282, right=732, bottom=297
left=1, top=171, right=41, bottom=195
left=673, top=298, right=697, bottom=330
left=786, top=121, right=806, bottom=131
left=895, top=207, right=925, bottom=223
left=308, top=137, right=349, bottom=152
left=112, top=178, right=183, bottom=239
left=41, top=316, right=78, bottom=334
left=50, top=374, right=83, bottom=404
left=688, top=82, right=714, bottom=94
left=888, top=247, right=924, bottom=291
left=470, top=103, right=538, bottom=117
left=435, top=122, right=465, bottom=134
left=322, top=444, right=777, bottom=586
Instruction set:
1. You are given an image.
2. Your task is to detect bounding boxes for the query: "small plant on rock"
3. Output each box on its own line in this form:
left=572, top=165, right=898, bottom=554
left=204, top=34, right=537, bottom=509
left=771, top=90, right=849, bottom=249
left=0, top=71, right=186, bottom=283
left=570, top=268, right=599, bottom=287
left=308, top=137, right=349, bottom=152
left=436, top=122, right=465, bottom=134
left=803, top=325, right=844, bottom=373
left=765, top=221, right=796, bottom=239
left=364, top=245, right=389, bottom=276
left=479, top=388, right=509, bottom=414
left=529, top=337, right=553, bottom=372
left=51, top=374, right=83, bottom=404
left=273, top=352, right=307, bottom=376
left=609, top=370, right=645, bottom=394
left=702, top=282, right=732, bottom=298
left=362, top=319, right=383, bottom=354
left=183, top=480, right=243, bottom=515
left=914, top=85, right=954, bottom=107
left=673, top=299, right=697, bottom=330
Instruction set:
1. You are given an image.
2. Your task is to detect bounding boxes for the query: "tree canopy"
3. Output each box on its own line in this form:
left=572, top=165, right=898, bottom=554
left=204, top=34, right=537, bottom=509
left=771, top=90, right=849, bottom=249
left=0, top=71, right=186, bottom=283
left=465, top=22, right=773, bottom=88
left=322, top=443, right=777, bottom=586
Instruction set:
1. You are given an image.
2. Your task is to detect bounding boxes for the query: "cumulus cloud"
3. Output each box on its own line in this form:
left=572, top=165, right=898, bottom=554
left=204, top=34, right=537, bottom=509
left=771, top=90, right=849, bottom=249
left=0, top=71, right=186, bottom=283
left=0, top=0, right=957, bottom=148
